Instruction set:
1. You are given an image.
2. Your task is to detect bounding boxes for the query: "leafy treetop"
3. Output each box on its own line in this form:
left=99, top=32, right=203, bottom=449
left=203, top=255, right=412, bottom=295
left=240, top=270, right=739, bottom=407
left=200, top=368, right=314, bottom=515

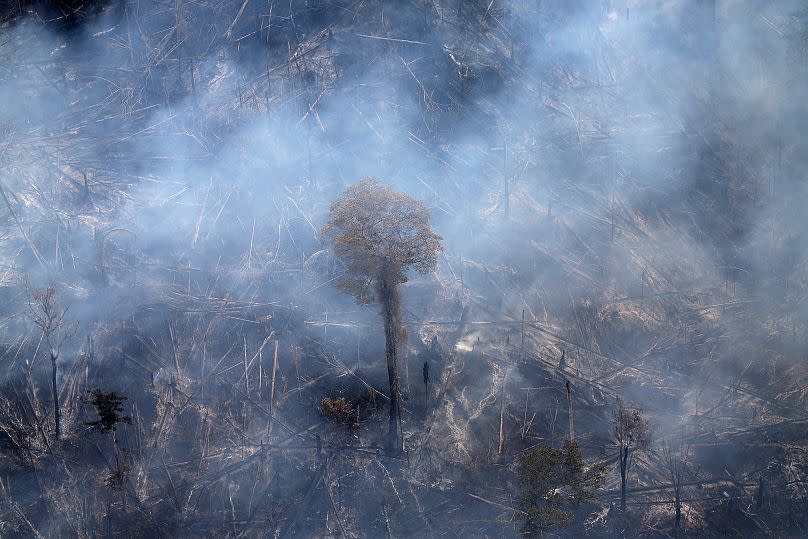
left=518, top=439, right=606, bottom=536
left=321, top=177, right=442, bottom=304
left=84, top=389, right=132, bottom=433
left=612, top=404, right=651, bottom=450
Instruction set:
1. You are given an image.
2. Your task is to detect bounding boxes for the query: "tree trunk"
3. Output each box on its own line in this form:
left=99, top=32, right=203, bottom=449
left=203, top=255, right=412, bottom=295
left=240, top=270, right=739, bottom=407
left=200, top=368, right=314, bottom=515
left=51, top=355, right=60, bottom=439
left=379, top=278, right=402, bottom=454
left=423, top=361, right=429, bottom=418
left=565, top=380, right=574, bottom=440
left=756, top=476, right=764, bottom=511
left=620, top=446, right=628, bottom=512
left=112, top=429, right=119, bottom=470
left=674, top=488, right=681, bottom=529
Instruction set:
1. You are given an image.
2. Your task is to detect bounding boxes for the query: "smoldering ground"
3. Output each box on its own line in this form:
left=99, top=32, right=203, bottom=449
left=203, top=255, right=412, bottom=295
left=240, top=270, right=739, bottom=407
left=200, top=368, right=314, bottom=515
left=0, top=0, right=806, bottom=537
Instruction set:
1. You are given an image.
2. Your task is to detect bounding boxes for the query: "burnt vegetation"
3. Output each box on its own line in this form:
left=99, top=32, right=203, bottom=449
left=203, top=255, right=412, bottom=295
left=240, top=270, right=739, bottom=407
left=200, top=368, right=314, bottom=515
left=0, top=0, right=806, bottom=538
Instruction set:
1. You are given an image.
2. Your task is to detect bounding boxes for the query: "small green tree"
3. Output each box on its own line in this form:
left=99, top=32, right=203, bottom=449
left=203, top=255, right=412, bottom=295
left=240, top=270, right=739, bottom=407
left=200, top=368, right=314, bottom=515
left=85, top=389, right=132, bottom=435
left=84, top=388, right=133, bottom=535
left=84, top=389, right=133, bottom=489
left=322, top=178, right=442, bottom=452
left=518, top=439, right=606, bottom=536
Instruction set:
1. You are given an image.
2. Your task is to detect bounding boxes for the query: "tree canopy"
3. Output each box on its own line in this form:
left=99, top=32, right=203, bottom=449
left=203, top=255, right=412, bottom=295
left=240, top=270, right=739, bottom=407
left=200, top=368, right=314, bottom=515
left=84, top=389, right=132, bottom=433
left=613, top=404, right=651, bottom=452
left=518, top=440, right=606, bottom=536
left=321, top=177, right=442, bottom=303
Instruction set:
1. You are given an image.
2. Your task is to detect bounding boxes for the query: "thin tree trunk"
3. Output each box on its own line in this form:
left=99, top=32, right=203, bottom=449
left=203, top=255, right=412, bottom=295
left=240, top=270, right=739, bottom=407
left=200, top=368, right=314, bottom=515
left=379, top=278, right=402, bottom=454
left=112, top=429, right=119, bottom=469
left=423, top=361, right=429, bottom=418
left=620, top=446, right=628, bottom=512
left=565, top=380, right=573, bottom=440
left=674, top=488, right=681, bottom=529
left=51, top=356, right=60, bottom=439
left=270, top=339, right=279, bottom=410
left=756, top=476, right=764, bottom=511
left=268, top=339, right=279, bottom=435
left=424, top=381, right=428, bottom=417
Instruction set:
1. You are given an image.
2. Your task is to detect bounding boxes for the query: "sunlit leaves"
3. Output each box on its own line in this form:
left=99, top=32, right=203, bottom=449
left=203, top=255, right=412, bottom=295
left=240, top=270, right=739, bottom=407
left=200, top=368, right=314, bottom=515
left=518, top=440, right=606, bottom=536
left=321, top=177, right=442, bottom=303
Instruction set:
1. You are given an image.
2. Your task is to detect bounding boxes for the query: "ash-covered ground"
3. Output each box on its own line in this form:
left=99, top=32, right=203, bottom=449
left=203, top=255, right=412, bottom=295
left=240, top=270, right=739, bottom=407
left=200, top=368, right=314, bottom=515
left=0, top=0, right=806, bottom=537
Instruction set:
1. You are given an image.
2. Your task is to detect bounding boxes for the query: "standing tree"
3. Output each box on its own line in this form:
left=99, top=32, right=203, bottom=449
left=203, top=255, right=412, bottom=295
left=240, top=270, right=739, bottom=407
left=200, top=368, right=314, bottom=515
left=84, top=389, right=133, bottom=533
left=85, top=389, right=133, bottom=486
left=322, top=178, right=442, bottom=453
left=84, top=389, right=133, bottom=437
left=28, top=283, right=74, bottom=439
left=518, top=439, right=606, bottom=536
left=661, top=429, right=691, bottom=533
left=612, top=403, right=651, bottom=514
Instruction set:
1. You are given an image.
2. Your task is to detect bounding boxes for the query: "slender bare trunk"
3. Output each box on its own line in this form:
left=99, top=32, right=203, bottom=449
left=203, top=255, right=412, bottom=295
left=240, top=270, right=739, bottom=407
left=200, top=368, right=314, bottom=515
left=756, top=476, right=764, bottom=511
left=379, top=277, right=402, bottom=454
left=422, top=360, right=429, bottom=418
left=620, top=446, right=628, bottom=512
left=51, top=355, right=60, bottom=439
left=674, top=487, right=681, bottom=529
left=112, top=429, right=119, bottom=470
left=565, top=380, right=573, bottom=440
